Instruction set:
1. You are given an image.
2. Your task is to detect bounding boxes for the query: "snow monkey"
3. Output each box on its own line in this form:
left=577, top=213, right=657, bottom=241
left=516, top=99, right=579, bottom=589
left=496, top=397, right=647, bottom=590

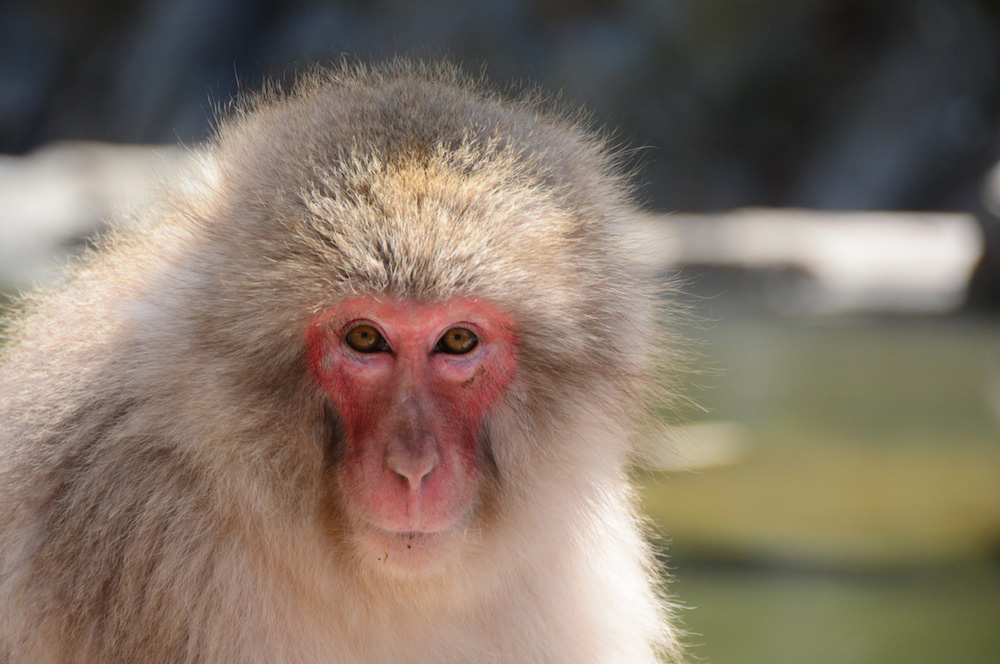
left=0, top=62, right=684, bottom=663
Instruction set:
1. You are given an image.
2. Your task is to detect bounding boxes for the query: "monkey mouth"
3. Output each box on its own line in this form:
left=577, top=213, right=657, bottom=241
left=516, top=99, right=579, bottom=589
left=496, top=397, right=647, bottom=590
left=355, top=520, right=469, bottom=574
left=362, top=519, right=466, bottom=544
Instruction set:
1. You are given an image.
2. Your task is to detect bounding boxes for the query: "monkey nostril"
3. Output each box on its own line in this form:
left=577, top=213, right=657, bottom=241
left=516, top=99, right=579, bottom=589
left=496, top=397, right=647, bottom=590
left=386, top=450, right=438, bottom=490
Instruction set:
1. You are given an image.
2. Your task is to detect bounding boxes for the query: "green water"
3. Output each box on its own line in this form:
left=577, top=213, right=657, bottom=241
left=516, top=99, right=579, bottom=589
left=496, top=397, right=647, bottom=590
left=642, top=315, right=1000, bottom=663
left=674, top=565, right=1000, bottom=664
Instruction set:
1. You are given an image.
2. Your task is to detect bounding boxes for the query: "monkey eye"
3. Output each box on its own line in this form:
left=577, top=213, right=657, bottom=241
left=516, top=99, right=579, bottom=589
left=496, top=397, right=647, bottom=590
left=345, top=324, right=389, bottom=353
left=436, top=327, right=479, bottom=354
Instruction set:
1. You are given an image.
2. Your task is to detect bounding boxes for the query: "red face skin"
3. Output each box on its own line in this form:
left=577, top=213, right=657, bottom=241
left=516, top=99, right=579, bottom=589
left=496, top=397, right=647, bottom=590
left=307, top=296, right=518, bottom=573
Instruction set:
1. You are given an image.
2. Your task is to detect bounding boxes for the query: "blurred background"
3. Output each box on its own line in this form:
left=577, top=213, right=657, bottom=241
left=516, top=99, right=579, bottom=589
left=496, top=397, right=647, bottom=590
left=1, top=1, right=998, bottom=661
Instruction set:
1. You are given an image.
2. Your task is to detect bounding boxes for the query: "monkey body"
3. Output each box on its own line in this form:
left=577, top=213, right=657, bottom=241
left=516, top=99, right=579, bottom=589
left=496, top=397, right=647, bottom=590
left=0, top=64, right=681, bottom=662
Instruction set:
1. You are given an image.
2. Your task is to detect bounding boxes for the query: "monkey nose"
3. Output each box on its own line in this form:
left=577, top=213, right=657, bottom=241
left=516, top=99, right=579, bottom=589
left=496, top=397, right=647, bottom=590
left=385, top=446, right=439, bottom=490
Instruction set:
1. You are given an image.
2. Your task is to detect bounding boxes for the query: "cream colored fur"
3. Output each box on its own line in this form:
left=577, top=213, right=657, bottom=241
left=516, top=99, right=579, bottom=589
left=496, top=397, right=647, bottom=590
left=0, top=62, right=683, bottom=663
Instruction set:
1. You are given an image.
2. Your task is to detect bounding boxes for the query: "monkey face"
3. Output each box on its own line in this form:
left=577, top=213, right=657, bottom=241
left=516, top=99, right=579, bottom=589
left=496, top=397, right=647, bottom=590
left=307, top=295, right=518, bottom=574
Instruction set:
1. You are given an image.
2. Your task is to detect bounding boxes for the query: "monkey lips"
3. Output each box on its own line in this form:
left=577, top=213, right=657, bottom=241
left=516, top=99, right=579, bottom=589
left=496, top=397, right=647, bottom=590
left=307, top=296, right=518, bottom=573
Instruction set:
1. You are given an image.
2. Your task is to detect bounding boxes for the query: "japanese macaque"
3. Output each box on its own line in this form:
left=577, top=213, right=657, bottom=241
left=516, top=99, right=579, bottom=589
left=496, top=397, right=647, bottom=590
left=0, top=62, right=683, bottom=663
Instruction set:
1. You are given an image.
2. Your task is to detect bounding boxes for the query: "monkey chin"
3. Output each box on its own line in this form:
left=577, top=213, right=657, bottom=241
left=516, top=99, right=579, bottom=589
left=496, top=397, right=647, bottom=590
left=353, top=521, right=469, bottom=578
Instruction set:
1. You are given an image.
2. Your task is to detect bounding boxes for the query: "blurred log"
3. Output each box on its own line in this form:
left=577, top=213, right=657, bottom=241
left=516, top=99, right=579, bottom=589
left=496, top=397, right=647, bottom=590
left=636, top=208, right=982, bottom=315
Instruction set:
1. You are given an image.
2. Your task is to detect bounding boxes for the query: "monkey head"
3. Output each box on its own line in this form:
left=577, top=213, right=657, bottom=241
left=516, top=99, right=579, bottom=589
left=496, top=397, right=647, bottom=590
left=167, top=65, right=654, bottom=581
